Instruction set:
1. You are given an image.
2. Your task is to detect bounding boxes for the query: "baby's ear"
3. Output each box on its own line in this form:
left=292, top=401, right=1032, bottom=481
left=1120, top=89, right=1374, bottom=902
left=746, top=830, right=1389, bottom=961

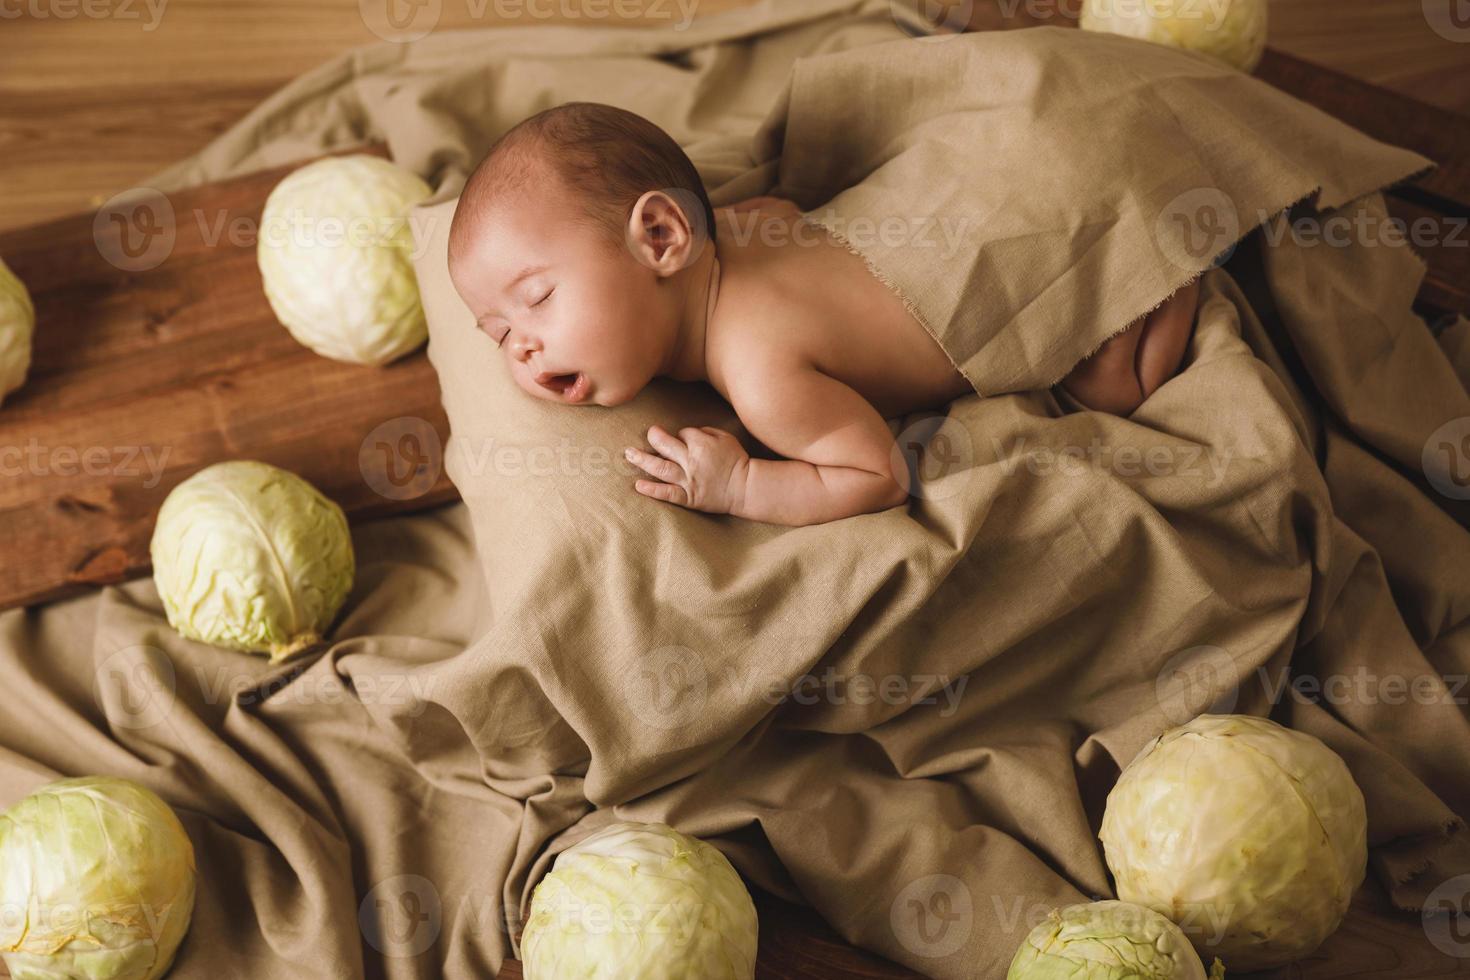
left=625, top=189, right=709, bottom=275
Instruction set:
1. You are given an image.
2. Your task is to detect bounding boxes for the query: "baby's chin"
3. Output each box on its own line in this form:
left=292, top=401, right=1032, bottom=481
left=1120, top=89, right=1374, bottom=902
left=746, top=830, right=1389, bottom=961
left=592, top=384, right=639, bottom=408
left=589, top=370, right=659, bottom=408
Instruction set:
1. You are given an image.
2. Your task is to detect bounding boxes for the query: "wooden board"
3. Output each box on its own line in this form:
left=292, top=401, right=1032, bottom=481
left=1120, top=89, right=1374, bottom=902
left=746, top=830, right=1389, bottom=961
left=0, top=146, right=456, bottom=610
left=1255, top=48, right=1470, bottom=322
left=1255, top=49, right=1470, bottom=211
left=496, top=888, right=924, bottom=979
left=3, top=2, right=1469, bottom=234
left=494, top=878, right=1470, bottom=978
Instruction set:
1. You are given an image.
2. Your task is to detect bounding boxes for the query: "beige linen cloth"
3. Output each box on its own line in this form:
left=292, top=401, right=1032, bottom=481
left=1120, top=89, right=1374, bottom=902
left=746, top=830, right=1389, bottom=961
left=5, top=2, right=1470, bottom=977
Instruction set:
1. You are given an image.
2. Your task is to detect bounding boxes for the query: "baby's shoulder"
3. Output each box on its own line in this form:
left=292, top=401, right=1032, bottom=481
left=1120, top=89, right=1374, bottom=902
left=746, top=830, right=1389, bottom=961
left=705, top=282, right=816, bottom=405
left=707, top=261, right=817, bottom=362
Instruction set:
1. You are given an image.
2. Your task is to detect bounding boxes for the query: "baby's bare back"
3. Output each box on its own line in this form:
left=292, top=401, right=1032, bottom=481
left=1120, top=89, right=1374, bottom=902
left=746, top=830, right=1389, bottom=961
left=706, top=205, right=973, bottom=420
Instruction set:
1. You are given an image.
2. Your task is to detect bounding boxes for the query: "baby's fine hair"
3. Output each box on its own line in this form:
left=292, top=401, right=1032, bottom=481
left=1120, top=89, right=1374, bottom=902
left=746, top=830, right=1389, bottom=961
left=451, top=101, right=716, bottom=254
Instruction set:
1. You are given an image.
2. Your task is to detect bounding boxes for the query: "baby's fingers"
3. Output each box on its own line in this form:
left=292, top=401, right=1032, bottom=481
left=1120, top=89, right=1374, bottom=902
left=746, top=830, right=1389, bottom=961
left=635, top=479, right=689, bottom=506
left=625, top=447, right=683, bottom=485
left=645, top=425, right=689, bottom=466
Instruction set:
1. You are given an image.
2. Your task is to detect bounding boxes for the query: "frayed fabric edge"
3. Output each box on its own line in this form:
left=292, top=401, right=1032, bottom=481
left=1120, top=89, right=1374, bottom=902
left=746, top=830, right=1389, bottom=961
left=1060, top=181, right=1443, bottom=388
left=802, top=181, right=1423, bottom=397
left=797, top=212, right=977, bottom=398
left=1373, top=813, right=1469, bottom=913
left=1057, top=184, right=1335, bottom=388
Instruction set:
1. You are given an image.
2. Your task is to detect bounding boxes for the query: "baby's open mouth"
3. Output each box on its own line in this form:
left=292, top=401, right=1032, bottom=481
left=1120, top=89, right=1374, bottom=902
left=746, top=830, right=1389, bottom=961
left=534, top=370, right=590, bottom=403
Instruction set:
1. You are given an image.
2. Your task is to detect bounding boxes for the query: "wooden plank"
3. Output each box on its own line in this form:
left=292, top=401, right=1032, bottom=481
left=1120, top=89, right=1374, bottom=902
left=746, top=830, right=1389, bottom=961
left=495, top=878, right=1470, bottom=979
left=4, top=1, right=1470, bottom=231
left=1263, top=0, right=1470, bottom=118
left=495, top=888, right=922, bottom=979
left=0, top=81, right=277, bottom=237
left=0, top=146, right=456, bottom=611
left=1250, top=881, right=1470, bottom=979
left=946, top=7, right=1470, bottom=214
left=1385, top=195, right=1470, bottom=321
left=1256, top=48, right=1470, bottom=211
left=0, top=0, right=758, bottom=231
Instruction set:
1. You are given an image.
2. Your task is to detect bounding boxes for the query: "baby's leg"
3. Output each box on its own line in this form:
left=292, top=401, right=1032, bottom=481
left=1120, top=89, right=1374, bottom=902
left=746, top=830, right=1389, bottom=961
left=1060, top=279, right=1200, bottom=415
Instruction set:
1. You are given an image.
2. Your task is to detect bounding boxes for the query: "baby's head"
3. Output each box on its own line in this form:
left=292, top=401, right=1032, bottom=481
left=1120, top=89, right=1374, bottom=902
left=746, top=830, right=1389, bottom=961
left=448, top=102, right=717, bottom=407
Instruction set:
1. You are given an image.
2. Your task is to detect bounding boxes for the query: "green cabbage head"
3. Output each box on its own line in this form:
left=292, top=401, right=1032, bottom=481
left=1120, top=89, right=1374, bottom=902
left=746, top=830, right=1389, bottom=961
left=1100, top=714, right=1366, bottom=971
left=0, top=777, right=196, bottom=980
left=150, top=460, right=354, bottom=660
left=0, top=256, right=34, bottom=407
left=520, top=821, right=758, bottom=980
left=1080, top=0, right=1267, bottom=72
left=258, top=155, right=431, bottom=365
left=1007, top=901, right=1224, bottom=979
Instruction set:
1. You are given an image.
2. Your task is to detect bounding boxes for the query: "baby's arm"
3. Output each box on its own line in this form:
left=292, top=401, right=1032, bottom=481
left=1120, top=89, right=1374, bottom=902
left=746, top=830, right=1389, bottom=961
left=626, top=367, right=908, bottom=526
left=731, top=367, right=909, bottom=525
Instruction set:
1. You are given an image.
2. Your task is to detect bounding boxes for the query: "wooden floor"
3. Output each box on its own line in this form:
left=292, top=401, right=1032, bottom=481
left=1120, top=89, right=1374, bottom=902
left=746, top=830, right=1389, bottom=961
left=0, top=0, right=1468, bottom=232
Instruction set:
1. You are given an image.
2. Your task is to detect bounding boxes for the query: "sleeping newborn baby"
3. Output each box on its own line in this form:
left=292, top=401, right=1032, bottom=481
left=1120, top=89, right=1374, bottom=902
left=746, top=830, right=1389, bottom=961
left=447, top=102, right=1199, bottom=526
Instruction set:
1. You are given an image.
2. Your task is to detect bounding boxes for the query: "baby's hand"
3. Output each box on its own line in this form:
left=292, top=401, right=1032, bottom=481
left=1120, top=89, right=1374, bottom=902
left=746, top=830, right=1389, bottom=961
left=626, top=425, right=749, bottom=515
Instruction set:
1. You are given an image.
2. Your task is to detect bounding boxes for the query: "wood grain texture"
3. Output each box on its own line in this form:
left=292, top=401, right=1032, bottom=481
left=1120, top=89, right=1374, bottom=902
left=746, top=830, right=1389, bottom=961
left=1247, top=882, right=1470, bottom=979
left=1255, top=49, right=1470, bottom=211
left=0, top=0, right=754, bottom=230
left=492, top=879, right=1470, bottom=978
left=2, top=0, right=1469, bottom=231
left=0, top=146, right=457, bottom=610
left=496, top=888, right=924, bottom=979
left=1387, top=195, right=1470, bottom=321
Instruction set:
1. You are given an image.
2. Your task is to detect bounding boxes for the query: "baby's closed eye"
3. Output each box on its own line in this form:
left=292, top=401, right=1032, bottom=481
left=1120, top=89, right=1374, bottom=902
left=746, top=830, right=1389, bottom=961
left=476, top=319, right=510, bottom=348
left=481, top=287, right=555, bottom=347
